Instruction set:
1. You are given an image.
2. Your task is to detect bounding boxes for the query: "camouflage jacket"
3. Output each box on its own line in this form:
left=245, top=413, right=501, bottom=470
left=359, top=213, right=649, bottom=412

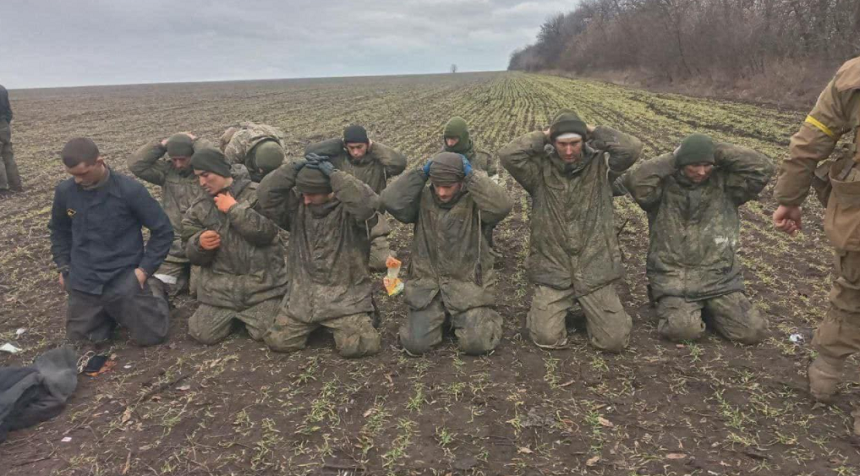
left=305, top=138, right=407, bottom=194
left=499, top=127, right=642, bottom=296
left=127, top=139, right=211, bottom=263
left=257, top=167, right=379, bottom=322
left=382, top=169, right=512, bottom=312
left=621, top=144, right=773, bottom=301
left=774, top=57, right=860, bottom=250
left=181, top=178, right=287, bottom=310
left=222, top=122, right=287, bottom=181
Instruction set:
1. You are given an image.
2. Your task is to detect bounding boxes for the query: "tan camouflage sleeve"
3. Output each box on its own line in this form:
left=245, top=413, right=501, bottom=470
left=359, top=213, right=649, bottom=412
left=774, top=78, right=858, bottom=206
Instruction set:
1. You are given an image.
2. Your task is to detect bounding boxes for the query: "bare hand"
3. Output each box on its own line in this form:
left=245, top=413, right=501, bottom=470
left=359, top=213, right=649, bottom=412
left=160, top=138, right=169, bottom=147
left=543, top=128, right=551, bottom=139
left=773, top=205, right=802, bottom=236
left=58, top=273, right=65, bottom=291
left=199, top=230, right=221, bottom=250
left=586, top=124, right=596, bottom=134
left=182, top=132, right=197, bottom=141
left=134, top=268, right=148, bottom=289
left=214, top=192, right=238, bottom=213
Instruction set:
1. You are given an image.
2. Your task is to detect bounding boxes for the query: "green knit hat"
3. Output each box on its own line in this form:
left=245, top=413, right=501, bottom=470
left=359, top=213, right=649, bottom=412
left=252, top=141, right=285, bottom=176
left=549, top=109, right=588, bottom=142
left=674, top=134, right=716, bottom=167
left=296, top=167, right=332, bottom=194
left=443, top=117, right=471, bottom=154
left=191, top=147, right=231, bottom=177
left=166, top=134, right=195, bottom=158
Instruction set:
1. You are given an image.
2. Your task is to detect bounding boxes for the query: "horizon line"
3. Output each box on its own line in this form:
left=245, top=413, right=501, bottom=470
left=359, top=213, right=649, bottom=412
left=7, top=69, right=507, bottom=92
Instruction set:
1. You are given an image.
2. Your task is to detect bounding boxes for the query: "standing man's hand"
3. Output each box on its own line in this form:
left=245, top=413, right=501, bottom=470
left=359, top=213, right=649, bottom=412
left=58, top=273, right=65, bottom=291
left=134, top=268, right=148, bottom=289
left=773, top=205, right=802, bottom=236
left=199, top=230, right=221, bottom=250
left=214, top=192, right=238, bottom=213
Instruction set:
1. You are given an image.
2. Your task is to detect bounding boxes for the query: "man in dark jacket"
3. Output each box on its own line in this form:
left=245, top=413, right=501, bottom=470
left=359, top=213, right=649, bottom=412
left=499, top=110, right=643, bottom=353
left=620, top=134, right=774, bottom=343
left=382, top=152, right=512, bottom=355
left=0, top=84, right=22, bottom=195
left=305, top=125, right=407, bottom=271
left=48, top=138, right=173, bottom=346
left=182, top=148, right=288, bottom=344
left=258, top=155, right=382, bottom=358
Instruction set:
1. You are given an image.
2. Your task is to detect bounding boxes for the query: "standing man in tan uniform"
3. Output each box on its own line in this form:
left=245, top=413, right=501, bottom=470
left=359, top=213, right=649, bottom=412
left=773, top=57, right=860, bottom=434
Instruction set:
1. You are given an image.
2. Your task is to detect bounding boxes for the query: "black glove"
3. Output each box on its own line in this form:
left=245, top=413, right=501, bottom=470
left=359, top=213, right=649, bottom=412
left=305, top=153, right=335, bottom=177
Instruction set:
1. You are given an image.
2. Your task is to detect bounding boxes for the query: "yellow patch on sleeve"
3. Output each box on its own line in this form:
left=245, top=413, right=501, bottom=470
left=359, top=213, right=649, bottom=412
left=67, top=208, right=76, bottom=217
left=805, top=115, right=835, bottom=139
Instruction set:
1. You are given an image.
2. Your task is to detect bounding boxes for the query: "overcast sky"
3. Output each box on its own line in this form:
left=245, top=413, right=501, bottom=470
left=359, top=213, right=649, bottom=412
left=0, top=0, right=570, bottom=89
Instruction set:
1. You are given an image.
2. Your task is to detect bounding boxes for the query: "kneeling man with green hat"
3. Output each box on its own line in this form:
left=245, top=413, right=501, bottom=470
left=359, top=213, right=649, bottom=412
left=182, top=147, right=288, bottom=344
left=499, top=109, right=643, bottom=353
left=257, top=153, right=382, bottom=358
left=382, top=152, right=513, bottom=355
left=618, top=133, right=774, bottom=344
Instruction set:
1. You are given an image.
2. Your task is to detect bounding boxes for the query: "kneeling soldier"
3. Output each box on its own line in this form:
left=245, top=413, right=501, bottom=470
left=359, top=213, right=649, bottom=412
left=182, top=148, right=288, bottom=344
left=620, top=134, right=774, bottom=343
left=383, top=152, right=512, bottom=355
left=258, top=154, right=381, bottom=358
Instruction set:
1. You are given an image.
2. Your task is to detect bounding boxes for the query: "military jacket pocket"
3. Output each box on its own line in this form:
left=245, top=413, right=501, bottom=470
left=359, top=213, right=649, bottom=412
left=825, top=157, right=860, bottom=250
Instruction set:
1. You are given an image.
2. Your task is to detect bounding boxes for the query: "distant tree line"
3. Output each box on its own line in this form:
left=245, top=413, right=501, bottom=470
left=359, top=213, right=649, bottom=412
left=509, top=0, right=860, bottom=83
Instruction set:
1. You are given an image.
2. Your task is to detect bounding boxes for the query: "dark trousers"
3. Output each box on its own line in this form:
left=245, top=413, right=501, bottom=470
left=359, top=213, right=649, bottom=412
left=66, top=270, right=170, bottom=346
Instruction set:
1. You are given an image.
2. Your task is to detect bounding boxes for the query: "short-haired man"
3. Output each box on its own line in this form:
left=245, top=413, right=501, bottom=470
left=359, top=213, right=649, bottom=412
left=181, top=148, right=288, bottom=344
left=49, top=138, right=173, bottom=346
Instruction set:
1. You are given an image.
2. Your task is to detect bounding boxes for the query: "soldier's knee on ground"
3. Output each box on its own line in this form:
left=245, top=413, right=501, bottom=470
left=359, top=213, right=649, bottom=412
left=399, top=326, right=433, bottom=356
left=189, top=323, right=231, bottom=345
left=529, top=324, right=567, bottom=348
left=264, top=332, right=307, bottom=353
left=727, top=314, right=767, bottom=345
left=455, top=308, right=502, bottom=355
left=658, top=319, right=705, bottom=343
left=130, top=324, right=169, bottom=347
left=590, top=321, right=631, bottom=353
left=337, top=327, right=381, bottom=358
left=657, top=298, right=705, bottom=343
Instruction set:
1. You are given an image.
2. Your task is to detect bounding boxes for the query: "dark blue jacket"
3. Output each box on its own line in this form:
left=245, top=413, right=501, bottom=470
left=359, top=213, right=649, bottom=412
left=48, top=169, right=173, bottom=295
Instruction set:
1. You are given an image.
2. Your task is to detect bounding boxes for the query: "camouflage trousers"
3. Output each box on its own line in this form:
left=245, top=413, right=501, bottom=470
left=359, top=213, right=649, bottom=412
left=369, top=214, right=393, bottom=272
left=399, top=293, right=502, bottom=356
left=153, top=260, right=199, bottom=298
left=814, top=249, right=860, bottom=362
left=189, top=298, right=279, bottom=345
left=0, top=120, right=22, bottom=192
left=66, top=269, right=169, bottom=347
left=265, top=310, right=380, bottom=358
left=656, top=292, right=766, bottom=344
left=527, top=283, right=631, bottom=353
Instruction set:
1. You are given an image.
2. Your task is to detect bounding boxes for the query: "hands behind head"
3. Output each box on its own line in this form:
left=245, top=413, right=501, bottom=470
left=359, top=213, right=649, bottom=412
left=460, top=155, right=472, bottom=176
left=422, top=159, right=433, bottom=177
left=304, top=153, right=335, bottom=177
left=199, top=230, right=221, bottom=250
left=214, top=192, right=237, bottom=213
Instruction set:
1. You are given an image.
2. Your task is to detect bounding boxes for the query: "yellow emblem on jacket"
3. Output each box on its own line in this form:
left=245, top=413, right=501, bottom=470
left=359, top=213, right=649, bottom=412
left=67, top=208, right=76, bottom=217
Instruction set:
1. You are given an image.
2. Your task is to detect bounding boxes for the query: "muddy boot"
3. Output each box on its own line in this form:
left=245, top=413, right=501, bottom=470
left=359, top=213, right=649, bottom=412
left=808, top=355, right=843, bottom=402
left=369, top=235, right=392, bottom=272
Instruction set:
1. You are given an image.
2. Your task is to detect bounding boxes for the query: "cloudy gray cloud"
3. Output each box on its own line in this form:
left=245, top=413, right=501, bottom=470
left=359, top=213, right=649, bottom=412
left=0, top=0, right=569, bottom=89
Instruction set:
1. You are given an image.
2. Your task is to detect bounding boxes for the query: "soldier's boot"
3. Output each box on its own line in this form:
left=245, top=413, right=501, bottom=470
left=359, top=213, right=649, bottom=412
left=808, top=355, right=843, bottom=402
left=369, top=235, right=393, bottom=272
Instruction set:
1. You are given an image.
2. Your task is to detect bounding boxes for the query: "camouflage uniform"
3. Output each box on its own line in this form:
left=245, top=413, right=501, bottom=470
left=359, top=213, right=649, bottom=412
left=221, top=122, right=287, bottom=182
left=257, top=166, right=381, bottom=358
left=621, top=143, right=774, bottom=343
left=499, top=125, right=642, bottom=352
left=382, top=168, right=512, bottom=355
left=181, top=178, right=287, bottom=344
left=305, top=138, right=407, bottom=270
left=128, top=139, right=211, bottom=295
left=0, top=84, right=22, bottom=193
left=774, top=58, right=860, bottom=420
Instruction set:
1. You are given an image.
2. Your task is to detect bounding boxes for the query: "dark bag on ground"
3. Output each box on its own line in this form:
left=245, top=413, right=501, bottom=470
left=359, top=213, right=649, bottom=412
left=0, top=347, right=78, bottom=443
